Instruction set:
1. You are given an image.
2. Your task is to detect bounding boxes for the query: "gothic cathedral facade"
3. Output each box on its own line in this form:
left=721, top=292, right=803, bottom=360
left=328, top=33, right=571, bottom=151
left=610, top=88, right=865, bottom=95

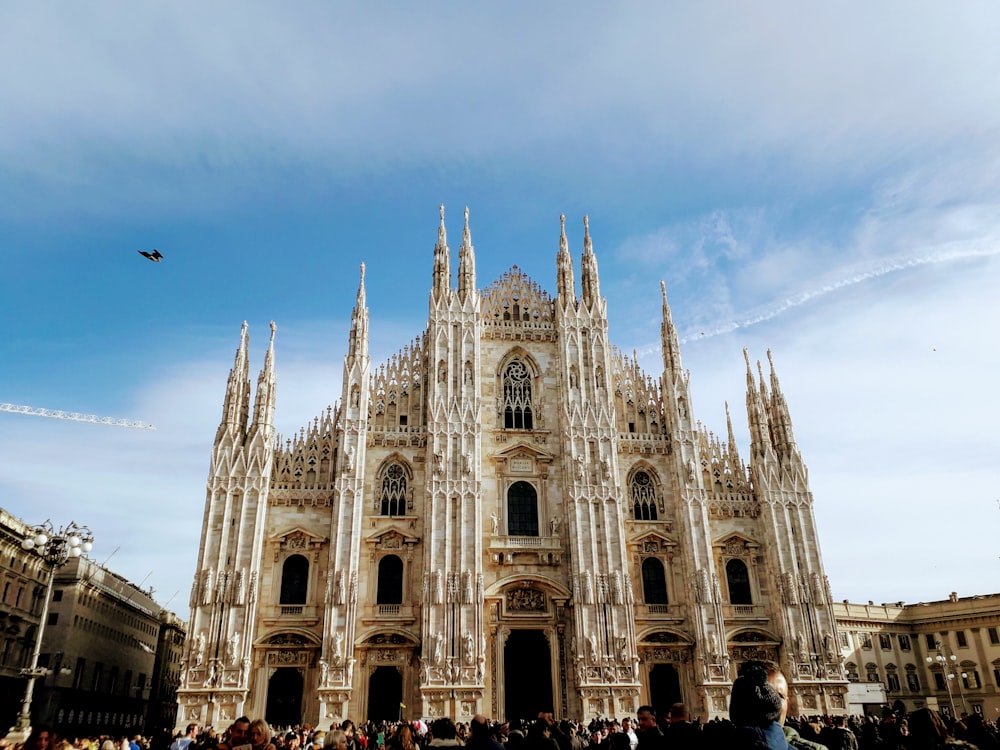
left=176, top=208, right=848, bottom=728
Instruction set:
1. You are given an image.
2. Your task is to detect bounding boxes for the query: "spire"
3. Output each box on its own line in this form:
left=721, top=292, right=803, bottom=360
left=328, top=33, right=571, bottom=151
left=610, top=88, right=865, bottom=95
left=744, top=348, right=773, bottom=454
left=725, top=400, right=744, bottom=473
left=660, top=281, right=683, bottom=374
left=217, top=321, right=252, bottom=441
left=347, top=263, right=370, bottom=367
left=767, top=349, right=798, bottom=456
left=580, top=215, right=601, bottom=307
left=457, top=206, right=477, bottom=301
left=556, top=213, right=576, bottom=304
left=250, top=321, right=277, bottom=434
left=432, top=204, right=451, bottom=299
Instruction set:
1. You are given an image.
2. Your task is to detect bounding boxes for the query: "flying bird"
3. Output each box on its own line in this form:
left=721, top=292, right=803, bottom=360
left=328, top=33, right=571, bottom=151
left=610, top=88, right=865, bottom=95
left=138, top=249, right=163, bottom=262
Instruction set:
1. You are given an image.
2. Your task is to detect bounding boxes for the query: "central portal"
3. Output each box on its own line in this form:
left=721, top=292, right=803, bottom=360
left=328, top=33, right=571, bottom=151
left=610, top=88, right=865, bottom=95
left=265, top=667, right=304, bottom=728
left=504, top=629, right=553, bottom=720
left=368, top=665, right=403, bottom=722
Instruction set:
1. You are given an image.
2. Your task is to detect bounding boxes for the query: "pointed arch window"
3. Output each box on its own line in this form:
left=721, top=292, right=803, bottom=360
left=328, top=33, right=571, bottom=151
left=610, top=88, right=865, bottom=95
left=725, top=559, right=752, bottom=605
left=380, top=463, right=407, bottom=516
left=280, top=554, right=309, bottom=604
left=507, top=481, right=539, bottom=537
left=631, top=470, right=657, bottom=520
left=503, top=361, right=533, bottom=430
left=376, top=554, right=403, bottom=604
left=641, top=558, right=668, bottom=605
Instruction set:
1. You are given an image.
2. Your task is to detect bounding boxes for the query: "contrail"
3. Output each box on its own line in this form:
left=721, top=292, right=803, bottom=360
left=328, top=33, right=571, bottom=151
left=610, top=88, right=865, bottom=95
left=676, top=244, right=999, bottom=345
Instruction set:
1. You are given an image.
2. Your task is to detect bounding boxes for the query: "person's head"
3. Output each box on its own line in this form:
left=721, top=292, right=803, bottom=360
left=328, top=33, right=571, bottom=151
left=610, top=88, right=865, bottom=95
left=668, top=704, right=691, bottom=724
left=229, top=718, right=252, bottom=748
left=431, top=719, right=456, bottom=741
left=907, top=709, right=948, bottom=748
left=636, top=707, right=657, bottom=733
left=249, top=720, right=271, bottom=749
left=762, top=663, right=789, bottom=726
left=833, top=716, right=846, bottom=728
left=29, top=727, right=56, bottom=750
left=470, top=717, right=491, bottom=740
left=323, top=731, right=347, bottom=750
left=729, top=661, right=783, bottom=728
left=340, top=722, right=354, bottom=738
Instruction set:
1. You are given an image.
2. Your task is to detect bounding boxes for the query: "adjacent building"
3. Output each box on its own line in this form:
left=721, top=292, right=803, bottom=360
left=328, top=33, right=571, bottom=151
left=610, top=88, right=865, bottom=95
left=0, top=507, right=185, bottom=738
left=177, top=209, right=849, bottom=726
left=834, top=593, right=1000, bottom=717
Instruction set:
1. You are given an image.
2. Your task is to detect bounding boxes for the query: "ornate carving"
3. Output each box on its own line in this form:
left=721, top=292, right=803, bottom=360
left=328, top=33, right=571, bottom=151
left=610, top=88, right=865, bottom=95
left=506, top=587, right=545, bottom=611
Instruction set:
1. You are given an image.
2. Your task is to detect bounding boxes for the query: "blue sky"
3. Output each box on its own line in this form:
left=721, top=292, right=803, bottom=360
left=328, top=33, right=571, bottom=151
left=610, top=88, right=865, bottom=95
left=1, top=2, right=998, bottom=617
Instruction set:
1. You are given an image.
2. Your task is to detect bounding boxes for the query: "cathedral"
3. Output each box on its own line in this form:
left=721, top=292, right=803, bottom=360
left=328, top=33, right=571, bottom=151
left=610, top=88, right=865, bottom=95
left=176, top=208, right=848, bottom=728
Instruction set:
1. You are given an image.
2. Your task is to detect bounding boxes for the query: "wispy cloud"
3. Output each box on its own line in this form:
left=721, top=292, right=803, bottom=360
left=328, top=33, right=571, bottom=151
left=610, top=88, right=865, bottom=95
left=678, top=244, right=1000, bottom=343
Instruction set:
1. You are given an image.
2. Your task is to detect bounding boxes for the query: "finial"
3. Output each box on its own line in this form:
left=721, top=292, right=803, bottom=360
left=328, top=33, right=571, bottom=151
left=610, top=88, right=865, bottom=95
left=464, top=205, right=470, bottom=227
left=660, top=280, right=667, bottom=303
left=360, top=262, right=366, bottom=284
left=241, top=320, right=248, bottom=335
left=560, top=213, right=566, bottom=232
left=767, top=349, right=774, bottom=369
left=439, top=204, right=445, bottom=222
left=583, top=215, right=593, bottom=253
left=742, top=347, right=751, bottom=368
left=269, top=320, right=277, bottom=339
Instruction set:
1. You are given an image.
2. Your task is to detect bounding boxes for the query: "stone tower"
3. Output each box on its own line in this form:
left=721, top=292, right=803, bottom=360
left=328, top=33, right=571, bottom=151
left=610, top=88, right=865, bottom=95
left=175, top=209, right=847, bottom=728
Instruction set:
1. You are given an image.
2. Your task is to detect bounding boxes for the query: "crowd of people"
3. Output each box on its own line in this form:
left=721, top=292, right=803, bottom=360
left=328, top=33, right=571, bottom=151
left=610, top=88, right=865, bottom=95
left=9, top=662, right=1000, bottom=750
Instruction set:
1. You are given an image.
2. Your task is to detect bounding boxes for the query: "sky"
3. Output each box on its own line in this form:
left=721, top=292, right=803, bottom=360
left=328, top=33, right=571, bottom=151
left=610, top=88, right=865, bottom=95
left=1, top=2, right=998, bottom=620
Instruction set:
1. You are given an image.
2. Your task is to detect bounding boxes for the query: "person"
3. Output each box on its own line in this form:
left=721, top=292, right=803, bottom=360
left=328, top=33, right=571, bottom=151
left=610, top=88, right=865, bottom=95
left=25, top=726, right=56, bottom=750
left=825, top=716, right=859, bottom=750
left=467, top=717, right=503, bottom=750
left=225, top=718, right=252, bottom=750
left=324, top=732, right=348, bottom=750
left=620, top=720, right=638, bottom=750
left=728, top=660, right=791, bottom=750
left=341, top=723, right=359, bottom=750
left=759, top=663, right=824, bottom=750
left=250, top=720, right=276, bottom=750
left=427, top=719, right=463, bottom=750
left=635, top=706, right=665, bottom=750
left=905, top=708, right=978, bottom=750
left=663, top=703, right=702, bottom=750
left=173, top=727, right=200, bottom=750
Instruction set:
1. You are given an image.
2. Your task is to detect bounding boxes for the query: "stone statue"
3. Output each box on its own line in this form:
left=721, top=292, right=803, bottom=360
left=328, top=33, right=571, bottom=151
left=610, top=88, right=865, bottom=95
left=490, top=513, right=499, bottom=535
left=334, top=631, right=344, bottom=665
left=463, top=631, right=474, bottom=664
left=194, top=632, right=206, bottom=665
left=588, top=634, right=598, bottom=665
left=549, top=515, right=560, bottom=535
left=434, top=633, right=444, bottom=665
left=319, top=659, right=330, bottom=687
left=225, top=632, right=240, bottom=665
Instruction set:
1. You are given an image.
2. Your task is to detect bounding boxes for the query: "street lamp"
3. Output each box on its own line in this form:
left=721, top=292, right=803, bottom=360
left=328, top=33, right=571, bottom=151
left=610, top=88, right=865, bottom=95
left=926, top=640, right=969, bottom=716
left=8, top=520, right=94, bottom=739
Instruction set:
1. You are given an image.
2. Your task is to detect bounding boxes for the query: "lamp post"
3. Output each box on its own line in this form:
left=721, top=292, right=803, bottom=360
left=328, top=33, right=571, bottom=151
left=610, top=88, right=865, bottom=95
left=926, top=640, right=969, bottom=717
left=8, top=520, right=94, bottom=739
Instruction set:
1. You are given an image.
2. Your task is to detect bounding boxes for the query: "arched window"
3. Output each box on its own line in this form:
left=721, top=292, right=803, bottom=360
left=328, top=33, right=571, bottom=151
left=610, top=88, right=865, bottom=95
left=376, top=555, right=403, bottom=604
left=280, top=554, right=309, bottom=604
left=380, top=463, right=407, bottom=516
left=726, top=559, right=752, bottom=604
left=507, top=481, right=539, bottom=537
left=503, top=361, right=533, bottom=429
left=631, top=470, right=657, bottom=520
left=641, top=558, right=668, bottom=605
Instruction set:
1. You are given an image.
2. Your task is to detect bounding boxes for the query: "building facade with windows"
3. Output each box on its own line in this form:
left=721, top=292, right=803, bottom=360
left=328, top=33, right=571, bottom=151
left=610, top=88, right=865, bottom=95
left=0, top=506, right=185, bottom=738
left=834, top=594, right=1000, bottom=717
left=0, top=508, right=45, bottom=732
left=177, top=209, right=848, bottom=727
